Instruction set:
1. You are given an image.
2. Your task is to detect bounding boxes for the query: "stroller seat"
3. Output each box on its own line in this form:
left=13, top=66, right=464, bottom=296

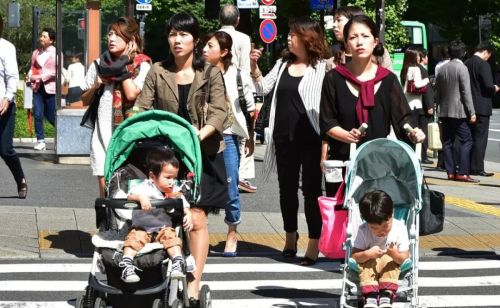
left=339, top=138, right=423, bottom=308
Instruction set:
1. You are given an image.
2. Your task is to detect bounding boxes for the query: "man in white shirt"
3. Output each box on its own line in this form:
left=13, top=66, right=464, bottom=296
left=219, top=4, right=257, bottom=193
left=219, top=4, right=251, bottom=72
left=0, top=14, right=27, bottom=198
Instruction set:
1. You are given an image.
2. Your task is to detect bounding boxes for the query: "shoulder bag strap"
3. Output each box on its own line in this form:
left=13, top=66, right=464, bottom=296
left=199, top=65, right=213, bottom=127
left=237, top=69, right=253, bottom=131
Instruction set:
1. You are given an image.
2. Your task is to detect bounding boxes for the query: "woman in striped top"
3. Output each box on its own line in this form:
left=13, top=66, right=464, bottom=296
left=250, top=16, right=331, bottom=266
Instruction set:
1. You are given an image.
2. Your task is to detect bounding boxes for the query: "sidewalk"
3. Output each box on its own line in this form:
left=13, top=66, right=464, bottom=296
left=1, top=143, right=500, bottom=259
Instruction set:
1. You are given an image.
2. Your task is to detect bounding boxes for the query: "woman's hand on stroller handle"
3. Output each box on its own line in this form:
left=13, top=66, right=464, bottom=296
left=183, top=208, right=193, bottom=232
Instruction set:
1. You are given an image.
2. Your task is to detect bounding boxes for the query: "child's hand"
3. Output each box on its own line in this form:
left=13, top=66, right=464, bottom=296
left=385, top=242, right=399, bottom=258
left=183, top=209, right=193, bottom=232
left=139, top=196, right=152, bottom=211
left=368, top=245, right=386, bottom=259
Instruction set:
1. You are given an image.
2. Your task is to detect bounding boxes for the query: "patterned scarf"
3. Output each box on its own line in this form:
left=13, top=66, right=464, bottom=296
left=97, top=51, right=152, bottom=130
left=335, top=64, right=391, bottom=125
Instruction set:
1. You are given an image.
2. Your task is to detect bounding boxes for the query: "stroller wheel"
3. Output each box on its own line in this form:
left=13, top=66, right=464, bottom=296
left=75, top=295, right=85, bottom=308
left=94, top=297, right=106, bottom=308
left=170, top=298, right=181, bottom=308
left=77, top=286, right=97, bottom=308
left=152, top=298, right=163, bottom=308
left=199, top=285, right=211, bottom=308
left=165, top=278, right=180, bottom=307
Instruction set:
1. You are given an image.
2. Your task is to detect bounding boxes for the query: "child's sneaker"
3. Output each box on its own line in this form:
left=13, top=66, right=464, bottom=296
left=170, top=256, right=185, bottom=279
left=378, top=290, right=394, bottom=308
left=363, top=292, right=378, bottom=308
left=119, top=257, right=141, bottom=283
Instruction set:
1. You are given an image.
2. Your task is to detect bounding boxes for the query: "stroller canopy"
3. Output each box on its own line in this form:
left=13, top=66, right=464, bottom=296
left=344, top=138, right=423, bottom=211
left=103, top=110, right=202, bottom=187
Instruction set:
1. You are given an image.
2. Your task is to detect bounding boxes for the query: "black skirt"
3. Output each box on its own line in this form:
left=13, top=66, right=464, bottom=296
left=196, top=150, right=228, bottom=213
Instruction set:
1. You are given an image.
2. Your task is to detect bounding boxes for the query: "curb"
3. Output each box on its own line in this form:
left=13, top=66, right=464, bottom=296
left=14, top=138, right=55, bottom=143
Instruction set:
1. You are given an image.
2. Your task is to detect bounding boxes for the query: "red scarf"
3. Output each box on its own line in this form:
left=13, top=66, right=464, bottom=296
left=335, top=64, right=391, bottom=125
left=111, top=53, right=152, bottom=129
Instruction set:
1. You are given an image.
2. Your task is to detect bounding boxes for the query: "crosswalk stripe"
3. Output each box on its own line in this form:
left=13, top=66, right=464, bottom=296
left=1, top=297, right=500, bottom=308
left=0, top=281, right=87, bottom=291
left=0, top=262, right=342, bottom=274
left=419, top=275, right=500, bottom=287
left=419, top=259, right=500, bottom=270
left=2, top=259, right=500, bottom=273
left=2, top=258, right=500, bottom=308
left=0, top=302, right=78, bottom=308
left=419, top=295, right=500, bottom=307
left=2, top=275, right=500, bottom=292
left=0, top=263, right=91, bottom=273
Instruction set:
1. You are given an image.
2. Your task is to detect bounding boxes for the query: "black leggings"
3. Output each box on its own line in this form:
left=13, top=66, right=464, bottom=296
left=275, top=139, right=322, bottom=239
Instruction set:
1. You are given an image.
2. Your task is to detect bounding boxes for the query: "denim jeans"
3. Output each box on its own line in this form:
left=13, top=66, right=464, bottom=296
left=0, top=103, right=25, bottom=184
left=33, top=84, right=56, bottom=142
left=222, top=134, right=241, bottom=225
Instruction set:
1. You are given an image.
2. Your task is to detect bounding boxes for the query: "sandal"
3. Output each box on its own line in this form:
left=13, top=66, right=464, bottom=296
left=299, top=256, right=317, bottom=266
left=282, top=232, right=299, bottom=258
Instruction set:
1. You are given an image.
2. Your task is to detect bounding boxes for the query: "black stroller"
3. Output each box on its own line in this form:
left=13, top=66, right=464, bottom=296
left=76, top=110, right=211, bottom=308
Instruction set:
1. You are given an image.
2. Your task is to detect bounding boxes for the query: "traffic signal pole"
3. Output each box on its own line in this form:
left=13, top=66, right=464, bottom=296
left=375, top=0, right=386, bottom=44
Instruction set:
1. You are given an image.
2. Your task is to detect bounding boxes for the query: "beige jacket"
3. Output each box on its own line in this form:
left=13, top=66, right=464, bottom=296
left=135, top=62, right=228, bottom=154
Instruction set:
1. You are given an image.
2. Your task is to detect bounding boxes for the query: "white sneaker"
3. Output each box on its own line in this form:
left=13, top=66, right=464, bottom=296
left=119, top=261, right=141, bottom=283
left=34, top=142, right=46, bottom=151
left=170, top=258, right=185, bottom=279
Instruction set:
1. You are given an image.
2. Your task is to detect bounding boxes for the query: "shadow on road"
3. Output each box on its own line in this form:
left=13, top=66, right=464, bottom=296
left=43, top=230, right=93, bottom=257
left=432, top=247, right=499, bottom=259
left=210, top=240, right=281, bottom=257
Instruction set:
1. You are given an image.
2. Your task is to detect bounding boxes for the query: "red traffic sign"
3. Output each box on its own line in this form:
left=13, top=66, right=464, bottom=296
left=259, top=19, right=277, bottom=44
left=261, top=0, right=275, bottom=5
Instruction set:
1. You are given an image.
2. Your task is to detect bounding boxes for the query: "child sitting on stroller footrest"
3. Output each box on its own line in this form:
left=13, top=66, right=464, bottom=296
left=352, top=190, right=410, bottom=308
left=122, top=148, right=193, bottom=283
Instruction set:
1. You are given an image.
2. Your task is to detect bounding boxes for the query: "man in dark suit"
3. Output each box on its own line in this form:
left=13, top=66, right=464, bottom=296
left=465, top=41, right=500, bottom=177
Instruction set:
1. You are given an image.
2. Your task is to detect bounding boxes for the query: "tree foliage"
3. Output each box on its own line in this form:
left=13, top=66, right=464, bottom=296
left=342, top=0, right=409, bottom=53
left=1, top=0, right=125, bottom=72
left=143, top=0, right=232, bottom=62
left=405, top=0, right=500, bottom=64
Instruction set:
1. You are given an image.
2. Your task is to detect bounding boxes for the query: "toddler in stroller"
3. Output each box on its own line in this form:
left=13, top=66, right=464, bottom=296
left=120, top=147, right=193, bottom=283
left=352, top=190, right=410, bottom=308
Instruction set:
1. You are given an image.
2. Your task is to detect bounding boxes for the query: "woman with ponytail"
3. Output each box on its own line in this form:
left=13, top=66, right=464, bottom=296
left=320, top=15, right=424, bottom=188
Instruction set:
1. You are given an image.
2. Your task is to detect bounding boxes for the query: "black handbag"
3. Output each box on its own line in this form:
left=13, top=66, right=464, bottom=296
left=420, top=178, right=445, bottom=235
left=80, top=85, right=104, bottom=129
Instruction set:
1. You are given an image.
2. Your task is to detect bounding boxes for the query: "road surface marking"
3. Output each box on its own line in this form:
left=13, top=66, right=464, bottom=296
left=446, top=196, right=500, bottom=217
left=3, top=259, right=500, bottom=274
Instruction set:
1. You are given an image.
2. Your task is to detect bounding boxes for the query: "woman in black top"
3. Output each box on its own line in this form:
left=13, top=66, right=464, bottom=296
left=320, top=15, right=424, bottom=189
left=250, top=17, right=331, bottom=266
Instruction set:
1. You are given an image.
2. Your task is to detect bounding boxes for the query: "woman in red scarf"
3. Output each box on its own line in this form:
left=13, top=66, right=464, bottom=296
left=81, top=17, right=151, bottom=197
left=319, top=15, right=424, bottom=196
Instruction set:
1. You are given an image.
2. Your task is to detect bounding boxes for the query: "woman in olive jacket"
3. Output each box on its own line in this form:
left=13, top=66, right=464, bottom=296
left=134, top=13, right=228, bottom=306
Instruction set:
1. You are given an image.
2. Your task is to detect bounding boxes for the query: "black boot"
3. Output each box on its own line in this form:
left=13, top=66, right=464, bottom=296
left=17, top=179, right=27, bottom=199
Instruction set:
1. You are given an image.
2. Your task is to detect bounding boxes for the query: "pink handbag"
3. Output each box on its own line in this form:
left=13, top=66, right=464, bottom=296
left=318, top=182, right=348, bottom=259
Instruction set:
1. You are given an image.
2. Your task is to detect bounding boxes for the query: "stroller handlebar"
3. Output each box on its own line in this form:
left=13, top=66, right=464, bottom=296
left=94, top=198, right=184, bottom=211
